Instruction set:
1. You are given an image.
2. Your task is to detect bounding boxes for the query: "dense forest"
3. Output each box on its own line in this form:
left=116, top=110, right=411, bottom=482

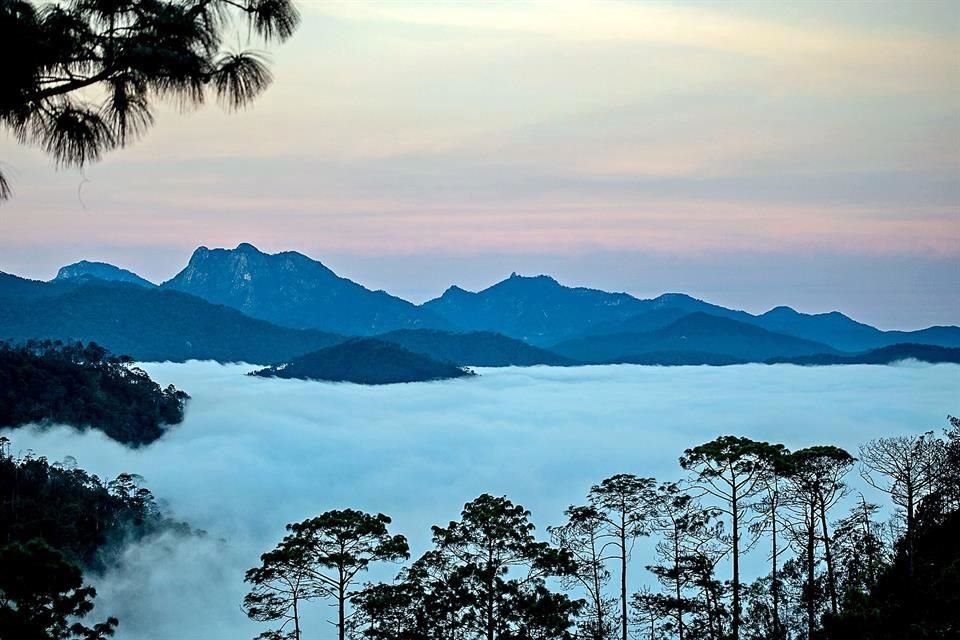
left=243, top=417, right=960, bottom=640
left=0, top=341, right=189, bottom=445
left=0, top=438, right=194, bottom=639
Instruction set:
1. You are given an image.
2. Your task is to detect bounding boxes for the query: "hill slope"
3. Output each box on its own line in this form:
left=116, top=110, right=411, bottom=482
left=553, top=313, right=838, bottom=363
left=563, top=297, right=960, bottom=353
left=0, top=274, right=343, bottom=363
left=376, top=329, right=571, bottom=366
left=0, top=341, right=188, bottom=445
left=162, top=243, right=447, bottom=335
left=251, top=339, right=474, bottom=384
left=769, top=343, right=960, bottom=365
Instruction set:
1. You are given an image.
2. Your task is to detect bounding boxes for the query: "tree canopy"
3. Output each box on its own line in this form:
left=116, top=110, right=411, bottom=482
left=0, top=0, right=300, bottom=200
left=245, top=510, right=409, bottom=640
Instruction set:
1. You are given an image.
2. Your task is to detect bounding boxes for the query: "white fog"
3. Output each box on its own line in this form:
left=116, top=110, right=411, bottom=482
left=4, top=361, right=958, bottom=640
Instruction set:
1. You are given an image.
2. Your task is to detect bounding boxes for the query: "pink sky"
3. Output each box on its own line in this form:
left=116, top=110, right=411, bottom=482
left=1, top=0, right=958, bottom=328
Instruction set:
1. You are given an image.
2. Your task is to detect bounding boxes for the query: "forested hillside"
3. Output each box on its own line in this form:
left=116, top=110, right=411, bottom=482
left=252, top=338, right=475, bottom=384
left=0, top=341, right=188, bottom=445
left=0, top=439, right=194, bottom=639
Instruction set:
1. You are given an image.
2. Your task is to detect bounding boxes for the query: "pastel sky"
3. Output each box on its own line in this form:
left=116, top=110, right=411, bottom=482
left=2, top=0, right=958, bottom=329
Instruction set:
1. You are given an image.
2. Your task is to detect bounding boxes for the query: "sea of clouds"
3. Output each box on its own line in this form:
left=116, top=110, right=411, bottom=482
left=4, top=361, right=958, bottom=640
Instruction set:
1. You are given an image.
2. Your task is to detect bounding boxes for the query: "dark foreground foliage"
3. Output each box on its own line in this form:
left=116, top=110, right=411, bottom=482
left=0, top=439, right=194, bottom=639
left=0, top=439, right=192, bottom=570
left=0, top=340, right=189, bottom=445
left=0, top=539, right=118, bottom=640
left=0, top=0, right=300, bottom=202
left=243, top=417, right=960, bottom=640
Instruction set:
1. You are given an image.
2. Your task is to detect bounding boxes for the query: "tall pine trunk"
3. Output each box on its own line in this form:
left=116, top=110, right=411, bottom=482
left=806, top=503, right=816, bottom=640
left=731, top=485, right=741, bottom=640
left=338, top=581, right=346, bottom=640
left=772, top=501, right=781, bottom=639
left=620, top=521, right=628, bottom=640
left=819, top=499, right=838, bottom=617
left=675, top=536, right=684, bottom=640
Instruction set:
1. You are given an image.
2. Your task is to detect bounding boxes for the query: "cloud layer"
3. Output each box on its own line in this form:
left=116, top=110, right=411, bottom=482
left=4, top=361, right=958, bottom=639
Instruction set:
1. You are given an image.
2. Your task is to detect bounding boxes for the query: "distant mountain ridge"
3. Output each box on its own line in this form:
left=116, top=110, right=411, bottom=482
left=1, top=245, right=956, bottom=368
left=161, top=243, right=448, bottom=335
left=552, top=312, right=838, bottom=364
left=769, top=344, right=960, bottom=366
left=0, top=273, right=342, bottom=363
left=422, top=274, right=960, bottom=353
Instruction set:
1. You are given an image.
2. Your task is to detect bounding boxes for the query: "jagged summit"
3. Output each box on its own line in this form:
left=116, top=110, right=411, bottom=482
left=501, top=273, right=558, bottom=285
left=161, top=244, right=447, bottom=335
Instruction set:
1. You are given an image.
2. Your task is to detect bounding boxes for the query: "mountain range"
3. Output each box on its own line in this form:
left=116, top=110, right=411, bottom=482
left=6, top=242, right=959, bottom=371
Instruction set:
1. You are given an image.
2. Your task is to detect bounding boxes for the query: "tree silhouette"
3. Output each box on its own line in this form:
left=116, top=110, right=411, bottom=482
left=434, top=494, right=580, bottom=640
left=0, top=539, right=118, bottom=639
left=352, top=494, right=581, bottom=640
left=264, top=510, right=409, bottom=640
left=588, top=474, right=656, bottom=640
left=549, top=505, right=617, bottom=640
left=679, top=436, right=774, bottom=640
left=859, top=432, right=944, bottom=579
left=243, top=540, right=325, bottom=640
left=831, top=496, right=887, bottom=604
left=645, top=481, right=724, bottom=640
left=783, top=446, right=854, bottom=638
left=0, top=0, right=300, bottom=201
left=748, top=443, right=791, bottom=639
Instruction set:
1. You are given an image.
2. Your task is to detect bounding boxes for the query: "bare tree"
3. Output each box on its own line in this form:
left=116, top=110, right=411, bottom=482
left=859, top=432, right=945, bottom=578
left=646, top=481, right=724, bottom=640
left=549, top=505, right=618, bottom=640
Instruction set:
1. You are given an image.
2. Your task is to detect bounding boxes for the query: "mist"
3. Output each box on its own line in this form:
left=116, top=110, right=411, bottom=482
left=5, top=361, right=958, bottom=640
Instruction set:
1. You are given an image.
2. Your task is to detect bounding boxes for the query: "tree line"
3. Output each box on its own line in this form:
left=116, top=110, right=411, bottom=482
left=243, top=417, right=960, bottom=640
left=0, top=340, right=189, bottom=445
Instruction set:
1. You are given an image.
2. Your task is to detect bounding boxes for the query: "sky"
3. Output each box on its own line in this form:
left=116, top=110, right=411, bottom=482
left=4, top=360, right=958, bottom=639
left=1, top=0, right=958, bottom=329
